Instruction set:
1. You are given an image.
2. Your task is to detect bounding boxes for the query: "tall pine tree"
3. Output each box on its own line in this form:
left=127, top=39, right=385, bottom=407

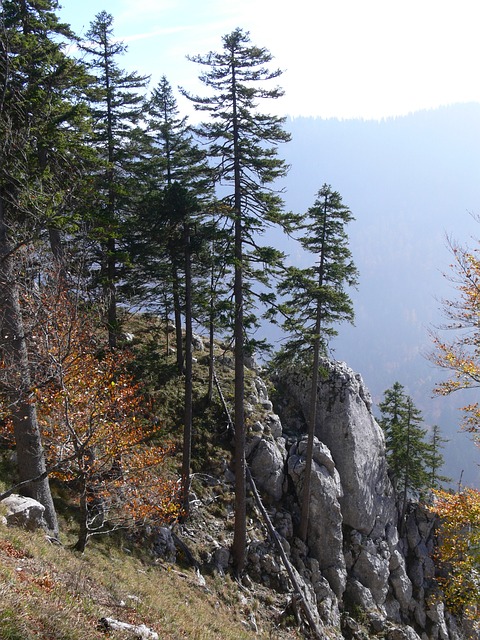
left=80, top=11, right=149, bottom=347
left=183, top=28, right=290, bottom=573
left=274, top=184, right=358, bottom=542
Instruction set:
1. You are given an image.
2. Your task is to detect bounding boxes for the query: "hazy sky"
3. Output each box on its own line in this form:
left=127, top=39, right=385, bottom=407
left=59, top=0, right=480, bottom=120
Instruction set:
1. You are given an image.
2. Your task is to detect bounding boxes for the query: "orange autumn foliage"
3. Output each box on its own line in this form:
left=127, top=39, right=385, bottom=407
left=7, top=277, right=180, bottom=543
left=431, top=238, right=480, bottom=440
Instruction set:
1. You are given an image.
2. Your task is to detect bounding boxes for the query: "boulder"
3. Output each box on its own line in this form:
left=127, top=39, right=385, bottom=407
left=264, top=413, right=282, bottom=438
left=1, top=494, right=46, bottom=531
left=352, top=543, right=390, bottom=606
left=99, top=618, right=159, bottom=640
left=151, top=526, right=176, bottom=562
left=385, top=626, right=422, bottom=640
left=248, top=438, right=286, bottom=502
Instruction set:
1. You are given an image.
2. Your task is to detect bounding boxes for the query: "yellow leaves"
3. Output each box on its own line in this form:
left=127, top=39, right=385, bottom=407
left=429, top=488, right=480, bottom=623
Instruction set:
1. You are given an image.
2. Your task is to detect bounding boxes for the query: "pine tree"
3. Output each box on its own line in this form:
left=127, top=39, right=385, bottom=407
left=0, top=0, right=92, bottom=536
left=273, top=184, right=358, bottom=541
left=125, top=77, right=215, bottom=517
left=80, top=11, right=149, bottom=348
left=147, top=76, right=211, bottom=194
left=137, top=76, right=211, bottom=372
left=183, top=28, right=290, bottom=573
left=428, top=424, right=450, bottom=488
left=379, top=382, right=436, bottom=529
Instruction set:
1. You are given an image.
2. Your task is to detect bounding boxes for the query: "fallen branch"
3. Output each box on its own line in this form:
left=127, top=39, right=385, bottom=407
left=98, top=617, right=159, bottom=639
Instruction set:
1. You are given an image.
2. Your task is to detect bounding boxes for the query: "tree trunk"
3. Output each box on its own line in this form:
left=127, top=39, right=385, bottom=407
left=298, top=318, right=321, bottom=542
left=232, top=213, right=246, bottom=574
left=299, top=195, right=328, bottom=543
left=74, top=478, right=89, bottom=552
left=207, top=250, right=215, bottom=403
left=231, top=61, right=247, bottom=574
left=400, top=406, right=412, bottom=537
left=181, top=222, right=192, bottom=519
left=171, top=262, right=184, bottom=374
left=0, top=196, right=59, bottom=537
left=106, top=235, right=117, bottom=349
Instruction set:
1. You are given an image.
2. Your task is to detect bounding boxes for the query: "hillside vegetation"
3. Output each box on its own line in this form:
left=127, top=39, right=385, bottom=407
left=0, top=324, right=304, bottom=640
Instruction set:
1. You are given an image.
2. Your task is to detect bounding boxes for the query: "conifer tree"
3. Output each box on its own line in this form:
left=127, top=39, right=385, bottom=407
left=428, top=424, right=450, bottom=488
left=0, top=0, right=91, bottom=535
left=134, top=76, right=211, bottom=372
left=379, top=382, right=436, bottom=529
left=125, top=77, right=214, bottom=517
left=183, top=28, right=290, bottom=573
left=273, top=184, right=358, bottom=542
left=80, top=11, right=149, bottom=348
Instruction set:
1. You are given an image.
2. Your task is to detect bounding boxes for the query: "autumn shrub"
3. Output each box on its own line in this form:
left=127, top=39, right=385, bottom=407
left=11, top=278, right=181, bottom=550
left=429, top=488, right=480, bottom=625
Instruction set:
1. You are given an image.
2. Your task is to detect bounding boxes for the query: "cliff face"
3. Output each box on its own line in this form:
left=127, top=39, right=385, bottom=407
left=246, top=359, right=477, bottom=639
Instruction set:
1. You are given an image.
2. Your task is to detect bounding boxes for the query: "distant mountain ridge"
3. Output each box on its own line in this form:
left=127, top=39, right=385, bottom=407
left=277, top=103, right=480, bottom=487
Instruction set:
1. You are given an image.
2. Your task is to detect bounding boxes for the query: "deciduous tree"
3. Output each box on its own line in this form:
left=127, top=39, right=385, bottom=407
left=429, top=488, right=480, bottom=625
left=429, top=233, right=480, bottom=622
left=32, top=282, right=179, bottom=552
left=430, top=235, right=480, bottom=442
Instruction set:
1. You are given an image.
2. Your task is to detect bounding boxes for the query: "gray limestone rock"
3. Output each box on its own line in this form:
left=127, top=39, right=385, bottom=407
left=288, top=436, right=346, bottom=598
left=345, top=576, right=378, bottom=611
left=248, top=438, right=286, bottom=502
left=352, top=543, right=390, bottom=606
left=250, top=362, right=474, bottom=639
left=265, top=413, right=282, bottom=437
left=280, top=359, right=396, bottom=537
left=1, top=494, right=46, bottom=531
left=386, top=627, right=422, bottom=640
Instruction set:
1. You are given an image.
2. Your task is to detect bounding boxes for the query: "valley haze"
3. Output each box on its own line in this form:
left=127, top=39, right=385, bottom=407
left=268, top=103, right=480, bottom=488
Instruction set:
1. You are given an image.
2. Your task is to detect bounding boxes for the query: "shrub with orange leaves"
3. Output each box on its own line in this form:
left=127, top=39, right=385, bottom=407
left=429, top=488, right=480, bottom=624
left=3, top=275, right=180, bottom=550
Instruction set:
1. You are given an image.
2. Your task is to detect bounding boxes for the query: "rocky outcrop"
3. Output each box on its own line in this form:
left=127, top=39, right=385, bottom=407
left=245, top=359, right=477, bottom=639
left=280, top=359, right=396, bottom=537
left=288, top=437, right=346, bottom=598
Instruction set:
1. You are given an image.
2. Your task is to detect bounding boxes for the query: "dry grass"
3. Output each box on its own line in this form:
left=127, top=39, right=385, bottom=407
left=0, top=317, right=305, bottom=639
left=0, top=522, right=303, bottom=640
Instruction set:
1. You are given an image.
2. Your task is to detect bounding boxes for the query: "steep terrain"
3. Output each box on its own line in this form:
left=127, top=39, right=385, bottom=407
left=1, top=341, right=478, bottom=639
